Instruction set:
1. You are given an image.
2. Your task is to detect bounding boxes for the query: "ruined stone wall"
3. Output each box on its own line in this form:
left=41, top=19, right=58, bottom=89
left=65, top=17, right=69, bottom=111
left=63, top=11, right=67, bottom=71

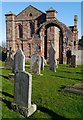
left=5, top=5, right=77, bottom=62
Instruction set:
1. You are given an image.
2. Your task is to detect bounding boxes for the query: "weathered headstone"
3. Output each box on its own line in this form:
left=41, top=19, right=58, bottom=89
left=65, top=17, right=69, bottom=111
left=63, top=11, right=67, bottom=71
left=30, top=54, right=41, bottom=75
left=13, top=48, right=25, bottom=73
left=5, top=47, right=13, bottom=69
left=5, top=57, right=13, bottom=69
left=49, top=44, right=56, bottom=72
left=11, top=71, right=37, bottom=118
left=66, top=49, right=71, bottom=64
left=70, top=55, right=76, bottom=67
left=63, top=53, right=67, bottom=64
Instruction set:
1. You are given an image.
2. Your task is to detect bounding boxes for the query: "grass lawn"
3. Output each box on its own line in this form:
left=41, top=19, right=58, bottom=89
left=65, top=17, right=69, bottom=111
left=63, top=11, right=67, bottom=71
left=0, top=61, right=83, bottom=120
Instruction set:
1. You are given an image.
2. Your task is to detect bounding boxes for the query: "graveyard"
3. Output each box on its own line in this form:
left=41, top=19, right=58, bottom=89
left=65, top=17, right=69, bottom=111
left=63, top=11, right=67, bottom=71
left=0, top=4, right=82, bottom=120
left=0, top=59, right=83, bottom=119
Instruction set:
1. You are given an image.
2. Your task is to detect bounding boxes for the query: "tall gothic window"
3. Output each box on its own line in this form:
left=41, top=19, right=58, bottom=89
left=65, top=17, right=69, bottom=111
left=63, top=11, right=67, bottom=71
left=30, top=22, right=34, bottom=37
left=18, top=23, right=23, bottom=38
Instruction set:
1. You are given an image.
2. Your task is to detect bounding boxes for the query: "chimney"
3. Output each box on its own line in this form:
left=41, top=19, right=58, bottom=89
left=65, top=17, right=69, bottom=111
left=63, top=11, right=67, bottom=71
left=74, top=15, right=78, bottom=31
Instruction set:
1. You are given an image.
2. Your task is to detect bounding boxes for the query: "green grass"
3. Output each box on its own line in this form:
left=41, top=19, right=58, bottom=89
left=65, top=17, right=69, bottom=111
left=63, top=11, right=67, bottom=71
left=0, top=61, right=83, bottom=120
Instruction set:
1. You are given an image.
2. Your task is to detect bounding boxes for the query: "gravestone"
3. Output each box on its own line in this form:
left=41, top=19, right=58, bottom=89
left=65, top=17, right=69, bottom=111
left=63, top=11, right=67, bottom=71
left=49, top=44, right=56, bottom=72
left=41, top=56, right=44, bottom=70
left=70, top=55, right=76, bottom=67
left=13, top=48, right=25, bottom=73
left=56, top=59, right=58, bottom=68
left=63, top=53, right=67, bottom=64
left=5, top=47, right=13, bottom=69
left=64, top=83, right=83, bottom=95
left=30, top=54, right=41, bottom=75
left=11, top=71, right=37, bottom=118
left=66, top=49, right=71, bottom=64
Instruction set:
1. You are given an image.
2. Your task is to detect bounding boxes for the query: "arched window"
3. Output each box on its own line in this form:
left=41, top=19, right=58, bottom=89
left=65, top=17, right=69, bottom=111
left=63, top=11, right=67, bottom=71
left=30, top=13, right=32, bottom=17
left=18, top=23, right=23, bottom=38
left=30, top=22, right=34, bottom=37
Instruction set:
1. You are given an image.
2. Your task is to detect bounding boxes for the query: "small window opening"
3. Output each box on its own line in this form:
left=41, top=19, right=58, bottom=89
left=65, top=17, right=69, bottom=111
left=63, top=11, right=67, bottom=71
left=30, top=13, right=32, bottom=16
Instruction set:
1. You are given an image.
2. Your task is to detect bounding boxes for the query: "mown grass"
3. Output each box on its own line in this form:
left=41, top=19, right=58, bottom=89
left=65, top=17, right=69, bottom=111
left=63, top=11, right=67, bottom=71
left=0, top=61, right=83, bottom=120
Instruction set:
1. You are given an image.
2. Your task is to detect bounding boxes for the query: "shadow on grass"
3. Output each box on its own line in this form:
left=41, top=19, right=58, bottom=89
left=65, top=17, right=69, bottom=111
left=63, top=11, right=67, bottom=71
left=0, top=91, right=14, bottom=109
left=1, top=97, right=79, bottom=120
left=0, top=96, right=70, bottom=120
left=0, top=74, right=9, bottom=80
left=37, top=106, right=69, bottom=120
left=57, top=70, right=82, bottom=75
left=53, top=75, right=81, bottom=81
left=0, top=91, right=14, bottom=98
left=0, top=97, right=2, bottom=101
left=2, top=98, right=12, bottom=110
left=76, top=71, right=82, bottom=74
left=57, top=70, right=72, bottom=74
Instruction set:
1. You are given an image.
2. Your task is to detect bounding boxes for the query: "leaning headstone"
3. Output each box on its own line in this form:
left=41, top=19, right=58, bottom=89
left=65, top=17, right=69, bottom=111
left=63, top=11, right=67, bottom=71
left=70, top=55, right=76, bottom=67
left=5, top=47, right=13, bottom=69
left=11, top=71, right=37, bottom=118
left=49, top=44, right=56, bottom=72
left=13, top=48, right=25, bottom=73
left=30, top=54, right=41, bottom=75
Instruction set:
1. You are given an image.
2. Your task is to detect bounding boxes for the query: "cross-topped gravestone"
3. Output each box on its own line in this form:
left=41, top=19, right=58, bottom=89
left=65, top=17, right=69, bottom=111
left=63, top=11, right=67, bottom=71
left=30, top=54, right=41, bottom=75
left=13, top=48, right=25, bottom=73
left=49, top=43, right=56, bottom=72
left=11, top=71, right=37, bottom=118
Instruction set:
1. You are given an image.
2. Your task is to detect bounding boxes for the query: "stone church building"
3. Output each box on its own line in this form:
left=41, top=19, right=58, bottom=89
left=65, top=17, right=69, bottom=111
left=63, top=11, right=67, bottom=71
left=5, top=5, right=78, bottom=63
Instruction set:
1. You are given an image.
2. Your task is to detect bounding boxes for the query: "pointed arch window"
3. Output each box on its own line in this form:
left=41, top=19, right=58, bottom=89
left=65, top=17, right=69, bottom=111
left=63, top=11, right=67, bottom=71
left=30, top=22, right=34, bottom=37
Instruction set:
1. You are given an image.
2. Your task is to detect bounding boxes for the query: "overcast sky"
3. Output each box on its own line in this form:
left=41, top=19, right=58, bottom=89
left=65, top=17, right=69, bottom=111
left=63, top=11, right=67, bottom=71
left=0, top=2, right=81, bottom=46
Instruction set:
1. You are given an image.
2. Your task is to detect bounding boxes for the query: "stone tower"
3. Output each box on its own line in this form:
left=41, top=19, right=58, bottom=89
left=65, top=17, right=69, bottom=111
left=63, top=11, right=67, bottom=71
left=5, top=11, right=16, bottom=53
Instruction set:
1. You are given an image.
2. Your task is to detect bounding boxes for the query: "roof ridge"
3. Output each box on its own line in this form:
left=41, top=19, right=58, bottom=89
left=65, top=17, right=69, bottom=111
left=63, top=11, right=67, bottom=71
left=17, top=5, right=44, bottom=17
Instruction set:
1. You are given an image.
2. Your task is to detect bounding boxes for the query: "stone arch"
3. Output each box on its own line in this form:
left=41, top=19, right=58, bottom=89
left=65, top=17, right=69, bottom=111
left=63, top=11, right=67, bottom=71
left=36, top=20, right=73, bottom=64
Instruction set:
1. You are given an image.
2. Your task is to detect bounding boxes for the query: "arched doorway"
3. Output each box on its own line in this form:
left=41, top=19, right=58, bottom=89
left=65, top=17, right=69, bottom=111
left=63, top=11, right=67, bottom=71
left=43, top=23, right=63, bottom=64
